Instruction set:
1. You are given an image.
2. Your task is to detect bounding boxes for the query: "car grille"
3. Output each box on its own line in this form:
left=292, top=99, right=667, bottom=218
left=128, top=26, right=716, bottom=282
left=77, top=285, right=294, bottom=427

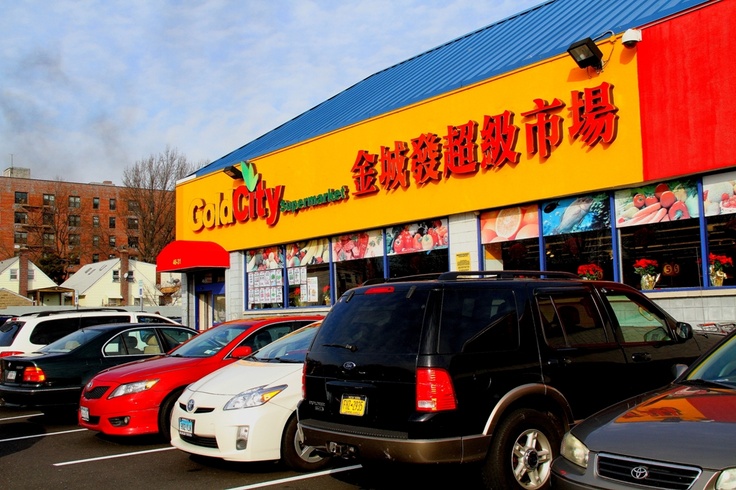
left=180, top=433, right=218, bottom=449
left=177, top=402, right=214, bottom=414
left=597, top=453, right=701, bottom=489
left=83, top=386, right=109, bottom=400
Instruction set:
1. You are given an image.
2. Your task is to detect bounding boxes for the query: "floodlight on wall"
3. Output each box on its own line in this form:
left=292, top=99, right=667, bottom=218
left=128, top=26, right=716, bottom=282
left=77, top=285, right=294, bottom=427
left=223, top=165, right=243, bottom=180
left=567, top=37, right=604, bottom=70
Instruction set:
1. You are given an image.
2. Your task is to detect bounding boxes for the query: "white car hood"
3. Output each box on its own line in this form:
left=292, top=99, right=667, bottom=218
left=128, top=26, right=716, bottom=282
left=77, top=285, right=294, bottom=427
left=188, top=359, right=303, bottom=396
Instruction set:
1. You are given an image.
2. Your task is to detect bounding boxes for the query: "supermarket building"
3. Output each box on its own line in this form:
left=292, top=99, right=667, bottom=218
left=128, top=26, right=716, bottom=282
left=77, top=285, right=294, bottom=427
left=158, top=0, right=736, bottom=331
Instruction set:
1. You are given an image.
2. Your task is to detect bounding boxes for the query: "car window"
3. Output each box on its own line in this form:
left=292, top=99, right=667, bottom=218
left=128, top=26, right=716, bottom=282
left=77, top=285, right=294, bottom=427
left=254, top=323, right=321, bottom=362
left=29, top=318, right=80, bottom=345
left=104, top=329, right=150, bottom=356
left=239, top=324, right=294, bottom=352
left=41, top=329, right=106, bottom=353
left=137, top=315, right=173, bottom=324
left=603, top=291, right=671, bottom=343
left=160, top=327, right=196, bottom=350
left=0, top=321, right=23, bottom=346
left=538, top=293, right=609, bottom=348
left=80, top=315, right=129, bottom=328
left=169, top=324, right=247, bottom=357
left=439, top=288, right=519, bottom=353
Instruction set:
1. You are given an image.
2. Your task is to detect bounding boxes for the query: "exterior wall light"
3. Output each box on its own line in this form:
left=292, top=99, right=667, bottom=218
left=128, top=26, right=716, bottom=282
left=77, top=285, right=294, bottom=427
left=223, top=165, right=243, bottom=180
left=567, top=37, right=604, bottom=70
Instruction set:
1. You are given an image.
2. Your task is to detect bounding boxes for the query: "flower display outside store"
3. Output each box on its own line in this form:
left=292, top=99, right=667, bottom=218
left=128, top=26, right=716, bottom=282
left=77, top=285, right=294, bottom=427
left=634, top=259, right=659, bottom=290
left=708, top=253, right=732, bottom=287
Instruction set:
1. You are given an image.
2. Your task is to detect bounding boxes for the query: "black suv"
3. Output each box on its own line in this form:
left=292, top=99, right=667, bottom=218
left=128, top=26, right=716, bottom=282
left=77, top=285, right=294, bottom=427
left=297, top=271, right=721, bottom=490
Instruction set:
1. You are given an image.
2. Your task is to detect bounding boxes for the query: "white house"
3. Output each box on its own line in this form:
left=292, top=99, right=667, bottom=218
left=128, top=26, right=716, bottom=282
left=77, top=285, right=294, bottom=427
left=0, top=254, right=56, bottom=301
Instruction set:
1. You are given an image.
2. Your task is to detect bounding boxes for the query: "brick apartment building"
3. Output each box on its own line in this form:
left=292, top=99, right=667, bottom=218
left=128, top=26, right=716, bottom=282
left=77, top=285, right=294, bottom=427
left=1, top=167, right=171, bottom=282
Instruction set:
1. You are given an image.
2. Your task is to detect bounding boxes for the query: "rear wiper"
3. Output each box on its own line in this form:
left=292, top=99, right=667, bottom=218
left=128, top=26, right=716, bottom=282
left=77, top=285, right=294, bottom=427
left=322, top=343, right=358, bottom=352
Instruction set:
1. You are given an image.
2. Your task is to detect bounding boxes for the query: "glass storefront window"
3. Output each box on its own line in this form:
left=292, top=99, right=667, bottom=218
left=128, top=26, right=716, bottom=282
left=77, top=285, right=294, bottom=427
left=386, top=218, right=449, bottom=277
left=286, top=239, right=330, bottom=306
left=542, top=193, right=612, bottom=279
left=333, top=230, right=384, bottom=297
left=615, top=179, right=701, bottom=289
left=481, top=204, right=540, bottom=271
left=246, top=247, right=284, bottom=309
left=704, top=173, right=736, bottom=287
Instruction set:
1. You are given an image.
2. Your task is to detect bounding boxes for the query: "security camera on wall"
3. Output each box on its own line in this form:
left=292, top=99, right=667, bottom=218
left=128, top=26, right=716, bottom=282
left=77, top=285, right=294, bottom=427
left=622, top=29, right=642, bottom=48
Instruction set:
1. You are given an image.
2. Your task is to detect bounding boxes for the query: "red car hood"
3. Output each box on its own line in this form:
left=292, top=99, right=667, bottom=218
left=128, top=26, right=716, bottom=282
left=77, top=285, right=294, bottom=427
left=92, top=355, right=220, bottom=384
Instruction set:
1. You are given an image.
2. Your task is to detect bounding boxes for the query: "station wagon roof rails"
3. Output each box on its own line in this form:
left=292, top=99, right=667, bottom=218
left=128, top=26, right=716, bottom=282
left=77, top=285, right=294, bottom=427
left=437, top=270, right=579, bottom=281
left=18, top=308, right=129, bottom=318
left=362, top=273, right=443, bottom=286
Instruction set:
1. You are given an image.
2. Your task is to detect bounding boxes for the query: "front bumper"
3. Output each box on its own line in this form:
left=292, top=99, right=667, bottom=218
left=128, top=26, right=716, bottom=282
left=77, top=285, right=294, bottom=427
left=78, top=399, right=160, bottom=436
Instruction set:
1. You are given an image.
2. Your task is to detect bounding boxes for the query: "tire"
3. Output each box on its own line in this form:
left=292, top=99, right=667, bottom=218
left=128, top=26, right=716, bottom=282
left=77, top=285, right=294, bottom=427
left=480, top=409, right=562, bottom=490
left=158, top=388, right=184, bottom=441
left=281, top=414, right=330, bottom=472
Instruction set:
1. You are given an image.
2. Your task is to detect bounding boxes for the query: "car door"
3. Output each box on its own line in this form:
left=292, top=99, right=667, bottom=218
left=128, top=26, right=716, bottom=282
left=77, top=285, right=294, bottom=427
left=599, top=284, right=704, bottom=396
left=535, top=285, right=629, bottom=419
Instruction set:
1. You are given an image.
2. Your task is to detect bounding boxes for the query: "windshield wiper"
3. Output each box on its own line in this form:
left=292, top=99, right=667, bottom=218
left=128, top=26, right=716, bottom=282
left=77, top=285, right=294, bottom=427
left=680, top=378, right=735, bottom=389
left=322, top=343, right=358, bottom=352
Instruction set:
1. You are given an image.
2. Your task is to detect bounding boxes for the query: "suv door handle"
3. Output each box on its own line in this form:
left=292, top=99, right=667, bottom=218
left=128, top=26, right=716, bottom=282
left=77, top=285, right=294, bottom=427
left=547, top=357, right=572, bottom=366
left=631, top=352, right=652, bottom=362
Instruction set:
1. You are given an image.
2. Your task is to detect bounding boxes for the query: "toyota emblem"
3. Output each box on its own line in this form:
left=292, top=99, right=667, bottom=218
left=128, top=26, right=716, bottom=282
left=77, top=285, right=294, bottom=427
left=187, top=399, right=195, bottom=412
left=631, top=466, right=649, bottom=480
left=342, top=361, right=356, bottom=371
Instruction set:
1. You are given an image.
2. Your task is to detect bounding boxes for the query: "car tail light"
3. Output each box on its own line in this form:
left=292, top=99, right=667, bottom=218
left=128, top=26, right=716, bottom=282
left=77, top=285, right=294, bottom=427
left=0, top=351, right=23, bottom=358
left=23, top=367, right=46, bottom=383
left=302, top=363, right=307, bottom=399
left=416, top=367, right=457, bottom=412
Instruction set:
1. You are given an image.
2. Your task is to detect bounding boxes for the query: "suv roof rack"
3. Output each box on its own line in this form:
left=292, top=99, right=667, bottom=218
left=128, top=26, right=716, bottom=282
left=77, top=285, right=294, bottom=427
left=17, top=308, right=129, bottom=318
left=362, top=270, right=578, bottom=286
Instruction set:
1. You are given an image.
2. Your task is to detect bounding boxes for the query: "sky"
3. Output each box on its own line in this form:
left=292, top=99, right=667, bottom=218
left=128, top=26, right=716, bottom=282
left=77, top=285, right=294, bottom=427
left=1, top=0, right=542, bottom=185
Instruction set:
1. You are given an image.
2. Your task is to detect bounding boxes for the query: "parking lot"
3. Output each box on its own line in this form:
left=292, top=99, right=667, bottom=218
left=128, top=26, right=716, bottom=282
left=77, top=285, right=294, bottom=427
left=0, top=406, right=485, bottom=489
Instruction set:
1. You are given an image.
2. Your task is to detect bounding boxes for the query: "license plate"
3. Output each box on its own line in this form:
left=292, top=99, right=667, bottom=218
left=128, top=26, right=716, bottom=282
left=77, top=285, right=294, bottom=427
left=339, top=395, right=366, bottom=416
left=80, top=406, right=89, bottom=422
left=6, top=370, right=16, bottom=381
left=179, top=417, right=194, bottom=437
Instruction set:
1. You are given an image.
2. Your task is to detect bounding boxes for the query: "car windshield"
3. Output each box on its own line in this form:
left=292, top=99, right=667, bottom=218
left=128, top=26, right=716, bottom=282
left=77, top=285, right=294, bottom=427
left=685, top=333, right=736, bottom=388
left=168, top=323, right=249, bottom=358
left=39, top=329, right=105, bottom=353
left=252, top=322, right=321, bottom=363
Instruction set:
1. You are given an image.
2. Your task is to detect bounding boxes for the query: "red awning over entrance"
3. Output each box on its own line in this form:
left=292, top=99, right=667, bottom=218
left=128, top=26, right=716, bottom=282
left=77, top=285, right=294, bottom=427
left=157, top=240, right=230, bottom=272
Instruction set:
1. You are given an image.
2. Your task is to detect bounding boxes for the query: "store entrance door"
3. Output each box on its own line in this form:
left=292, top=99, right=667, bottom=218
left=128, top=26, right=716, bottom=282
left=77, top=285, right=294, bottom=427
left=198, top=292, right=212, bottom=330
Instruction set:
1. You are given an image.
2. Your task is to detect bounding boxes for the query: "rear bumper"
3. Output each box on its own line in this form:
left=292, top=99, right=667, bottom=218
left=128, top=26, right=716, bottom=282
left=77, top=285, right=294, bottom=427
left=298, top=418, right=490, bottom=464
left=0, top=384, right=80, bottom=407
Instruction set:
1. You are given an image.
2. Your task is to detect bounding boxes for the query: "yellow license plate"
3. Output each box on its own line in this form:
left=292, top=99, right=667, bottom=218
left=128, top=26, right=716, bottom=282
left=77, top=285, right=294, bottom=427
left=340, top=395, right=366, bottom=416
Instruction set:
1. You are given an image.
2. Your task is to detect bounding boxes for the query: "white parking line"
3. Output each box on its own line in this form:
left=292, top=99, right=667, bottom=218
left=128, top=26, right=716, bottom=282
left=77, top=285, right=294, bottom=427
left=0, top=412, right=44, bottom=421
left=53, top=446, right=177, bottom=466
left=225, top=464, right=363, bottom=490
left=1, top=428, right=87, bottom=443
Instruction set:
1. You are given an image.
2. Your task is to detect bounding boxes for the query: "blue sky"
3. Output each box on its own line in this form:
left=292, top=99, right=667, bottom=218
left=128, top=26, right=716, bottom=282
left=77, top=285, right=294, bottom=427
left=1, top=0, right=541, bottom=185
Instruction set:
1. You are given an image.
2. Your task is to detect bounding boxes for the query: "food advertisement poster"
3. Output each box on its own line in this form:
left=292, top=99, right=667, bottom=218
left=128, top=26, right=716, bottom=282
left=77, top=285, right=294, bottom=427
left=386, top=219, right=448, bottom=255
left=246, top=247, right=284, bottom=272
left=285, top=239, right=330, bottom=267
left=542, top=193, right=609, bottom=236
left=614, top=179, right=698, bottom=228
left=480, top=205, right=538, bottom=244
left=703, top=171, right=736, bottom=217
left=332, top=230, right=383, bottom=262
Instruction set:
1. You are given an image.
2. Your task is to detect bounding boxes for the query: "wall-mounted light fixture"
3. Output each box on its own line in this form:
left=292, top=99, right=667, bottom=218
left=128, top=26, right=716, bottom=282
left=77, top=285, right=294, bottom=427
left=223, top=165, right=243, bottom=180
left=566, top=37, right=604, bottom=70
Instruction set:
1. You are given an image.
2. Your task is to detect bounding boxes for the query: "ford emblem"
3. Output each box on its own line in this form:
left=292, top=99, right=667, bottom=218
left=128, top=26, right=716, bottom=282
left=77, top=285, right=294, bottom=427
left=187, top=399, right=195, bottom=412
left=343, top=361, right=356, bottom=371
left=631, top=466, right=649, bottom=480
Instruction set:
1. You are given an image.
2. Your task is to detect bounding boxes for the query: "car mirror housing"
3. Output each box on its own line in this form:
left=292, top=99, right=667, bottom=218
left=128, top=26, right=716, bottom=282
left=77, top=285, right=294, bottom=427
left=675, top=322, right=693, bottom=341
left=230, top=345, right=253, bottom=359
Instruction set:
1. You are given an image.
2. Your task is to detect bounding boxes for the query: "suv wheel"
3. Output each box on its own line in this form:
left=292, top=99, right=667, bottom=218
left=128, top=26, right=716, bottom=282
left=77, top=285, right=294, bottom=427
left=481, top=409, right=562, bottom=490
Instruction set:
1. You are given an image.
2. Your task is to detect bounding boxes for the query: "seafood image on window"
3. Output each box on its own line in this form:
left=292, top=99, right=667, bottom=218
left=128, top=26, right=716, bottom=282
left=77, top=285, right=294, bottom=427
left=542, top=193, right=609, bottom=236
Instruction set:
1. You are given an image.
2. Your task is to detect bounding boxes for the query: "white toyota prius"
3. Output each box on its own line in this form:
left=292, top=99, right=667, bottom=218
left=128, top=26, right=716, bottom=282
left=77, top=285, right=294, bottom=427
left=170, top=321, right=328, bottom=472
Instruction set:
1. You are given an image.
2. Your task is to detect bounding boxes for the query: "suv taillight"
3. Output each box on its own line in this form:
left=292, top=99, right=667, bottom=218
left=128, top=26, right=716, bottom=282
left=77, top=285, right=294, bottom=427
left=0, top=351, right=23, bottom=358
left=23, top=367, right=46, bottom=383
left=416, top=367, right=456, bottom=412
left=302, top=363, right=307, bottom=399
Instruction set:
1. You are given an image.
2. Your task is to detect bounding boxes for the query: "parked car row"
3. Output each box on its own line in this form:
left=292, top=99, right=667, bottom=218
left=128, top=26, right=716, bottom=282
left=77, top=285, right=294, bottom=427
left=2, top=271, right=736, bottom=488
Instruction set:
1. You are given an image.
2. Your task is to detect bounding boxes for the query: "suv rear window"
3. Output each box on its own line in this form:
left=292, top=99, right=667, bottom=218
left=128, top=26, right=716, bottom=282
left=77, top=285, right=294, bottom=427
left=0, top=321, right=23, bottom=346
left=313, top=286, right=429, bottom=354
left=29, top=318, right=81, bottom=345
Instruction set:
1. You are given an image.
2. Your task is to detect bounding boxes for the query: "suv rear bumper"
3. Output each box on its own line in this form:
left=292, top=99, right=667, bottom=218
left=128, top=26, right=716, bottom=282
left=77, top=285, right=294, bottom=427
left=299, top=418, right=490, bottom=464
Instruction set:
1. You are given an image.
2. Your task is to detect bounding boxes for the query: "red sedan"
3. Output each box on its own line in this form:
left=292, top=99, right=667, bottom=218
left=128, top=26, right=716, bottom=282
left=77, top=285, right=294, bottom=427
left=78, top=315, right=322, bottom=439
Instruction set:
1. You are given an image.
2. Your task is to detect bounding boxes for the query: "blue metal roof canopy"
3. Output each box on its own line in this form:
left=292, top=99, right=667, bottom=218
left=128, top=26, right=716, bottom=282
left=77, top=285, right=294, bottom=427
left=194, top=0, right=710, bottom=179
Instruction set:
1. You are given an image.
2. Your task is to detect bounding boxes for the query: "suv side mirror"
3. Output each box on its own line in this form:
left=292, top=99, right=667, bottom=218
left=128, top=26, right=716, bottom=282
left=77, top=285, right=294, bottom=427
left=230, top=345, right=253, bottom=359
left=675, top=322, right=693, bottom=341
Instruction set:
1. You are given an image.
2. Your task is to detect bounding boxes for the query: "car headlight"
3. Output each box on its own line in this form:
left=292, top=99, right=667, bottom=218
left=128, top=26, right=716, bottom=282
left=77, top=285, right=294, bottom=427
left=717, top=468, right=736, bottom=490
left=560, top=431, right=589, bottom=469
left=108, top=379, right=159, bottom=398
left=223, top=384, right=287, bottom=411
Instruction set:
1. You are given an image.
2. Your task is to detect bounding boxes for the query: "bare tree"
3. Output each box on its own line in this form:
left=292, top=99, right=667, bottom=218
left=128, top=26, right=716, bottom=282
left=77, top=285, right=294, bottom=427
left=122, top=146, right=197, bottom=263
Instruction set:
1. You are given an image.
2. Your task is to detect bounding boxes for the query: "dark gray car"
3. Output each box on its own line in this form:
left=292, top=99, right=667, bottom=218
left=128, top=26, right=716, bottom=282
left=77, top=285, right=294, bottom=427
left=551, top=330, right=736, bottom=490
